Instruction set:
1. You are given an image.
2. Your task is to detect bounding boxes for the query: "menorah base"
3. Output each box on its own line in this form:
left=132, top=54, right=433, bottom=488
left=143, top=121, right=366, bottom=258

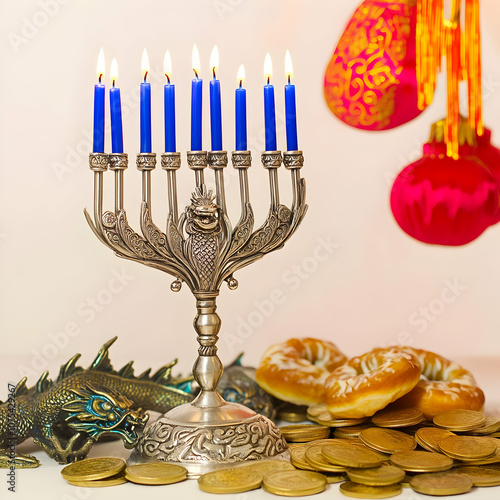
left=128, top=398, right=290, bottom=477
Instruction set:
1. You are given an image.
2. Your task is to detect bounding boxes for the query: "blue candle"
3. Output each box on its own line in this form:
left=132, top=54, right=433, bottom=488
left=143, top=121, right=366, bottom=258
left=163, top=50, right=176, bottom=153
left=191, top=44, right=203, bottom=151
left=110, top=58, right=123, bottom=154
left=284, top=50, right=298, bottom=151
left=263, top=53, right=277, bottom=151
left=140, top=49, right=152, bottom=153
left=93, top=48, right=105, bottom=153
left=235, top=64, right=247, bottom=151
left=209, top=45, right=223, bottom=151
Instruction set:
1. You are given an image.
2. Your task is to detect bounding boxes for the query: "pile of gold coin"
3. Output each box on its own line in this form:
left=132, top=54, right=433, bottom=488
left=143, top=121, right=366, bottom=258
left=276, top=407, right=500, bottom=497
left=61, top=457, right=188, bottom=487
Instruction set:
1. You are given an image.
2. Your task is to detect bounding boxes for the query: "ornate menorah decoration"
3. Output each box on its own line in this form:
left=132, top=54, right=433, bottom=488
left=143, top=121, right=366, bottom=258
left=85, top=147, right=307, bottom=476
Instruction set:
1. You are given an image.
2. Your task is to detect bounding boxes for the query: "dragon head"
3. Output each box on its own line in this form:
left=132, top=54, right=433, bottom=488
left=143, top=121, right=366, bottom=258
left=185, top=185, right=220, bottom=234
left=62, top=383, right=149, bottom=448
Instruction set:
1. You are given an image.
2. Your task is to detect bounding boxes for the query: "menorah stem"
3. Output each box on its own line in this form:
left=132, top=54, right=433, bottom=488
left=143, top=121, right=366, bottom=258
left=231, top=151, right=252, bottom=212
left=209, top=152, right=228, bottom=215
left=283, top=151, right=305, bottom=211
left=161, top=152, right=182, bottom=225
left=191, top=293, right=225, bottom=409
left=262, top=151, right=282, bottom=211
left=137, top=152, right=157, bottom=214
left=187, top=151, right=207, bottom=189
left=93, top=171, right=104, bottom=227
left=109, top=153, right=128, bottom=212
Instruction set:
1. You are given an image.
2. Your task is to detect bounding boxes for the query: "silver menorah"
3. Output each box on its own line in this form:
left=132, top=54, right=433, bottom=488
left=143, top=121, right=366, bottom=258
left=85, top=147, right=307, bottom=476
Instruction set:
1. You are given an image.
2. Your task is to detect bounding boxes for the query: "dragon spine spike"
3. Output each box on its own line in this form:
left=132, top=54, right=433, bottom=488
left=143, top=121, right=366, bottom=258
left=89, top=336, right=118, bottom=371
left=14, top=377, right=28, bottom=398
left=35, top=371, right=52, bottom=394
left=57, top=353, right=82, bottom=382
left=137, top=368, right=151, bottom=380
left=117, top=361, right=135, bottom=379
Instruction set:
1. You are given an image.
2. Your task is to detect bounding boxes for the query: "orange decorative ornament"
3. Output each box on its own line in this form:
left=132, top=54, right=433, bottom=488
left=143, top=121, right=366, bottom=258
left=324, top=0, right=423, bottom=131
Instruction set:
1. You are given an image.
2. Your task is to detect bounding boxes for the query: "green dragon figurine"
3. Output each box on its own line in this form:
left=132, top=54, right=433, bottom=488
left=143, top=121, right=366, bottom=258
left=0, top=337, right=193, bottom=469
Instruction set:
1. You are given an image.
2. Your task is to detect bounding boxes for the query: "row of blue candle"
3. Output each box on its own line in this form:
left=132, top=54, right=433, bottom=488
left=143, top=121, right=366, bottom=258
left=92, top=46, right=299, bottom=156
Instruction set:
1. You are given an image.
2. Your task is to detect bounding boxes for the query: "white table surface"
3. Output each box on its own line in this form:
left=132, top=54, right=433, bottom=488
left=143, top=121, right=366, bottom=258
left=6, top=356, right=500, bottom=500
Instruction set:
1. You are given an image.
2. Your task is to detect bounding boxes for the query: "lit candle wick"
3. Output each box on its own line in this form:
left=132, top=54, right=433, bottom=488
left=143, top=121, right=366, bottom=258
left=193, top=68, right=199, bottom=79
left=165, top=73, right=171, bottom=84
left=143, top=71, right=148, bottom=83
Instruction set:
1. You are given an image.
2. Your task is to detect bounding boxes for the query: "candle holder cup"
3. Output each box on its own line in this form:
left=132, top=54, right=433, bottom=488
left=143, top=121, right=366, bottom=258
left=85, top=147, right=307, bottom=476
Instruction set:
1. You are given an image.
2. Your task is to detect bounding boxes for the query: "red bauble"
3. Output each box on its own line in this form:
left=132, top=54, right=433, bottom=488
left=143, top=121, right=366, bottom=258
left=390, top=155, right=500, bottom=246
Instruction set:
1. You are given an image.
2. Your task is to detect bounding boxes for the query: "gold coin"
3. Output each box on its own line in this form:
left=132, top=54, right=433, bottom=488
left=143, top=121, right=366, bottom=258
left=438, top=435, right=497, bottom=460
left=452, top=465, right=500, bottom=486
left=339, top=481, right=402, bottom=498
left=454, top=446, right=500, bottom=465
left=346, top=464, right=406, bottom=486
left=278, top=403, right=308, bottom=422
left=290, top=446, right=317, bottom=471
left=279, top=424, right=330, bottom=442
left=409, top=471, right=473, bottom=496
left=371, top=407, right=425, bottom=428
left=304, top=438, right=337, bottom=448
left=433, top=409, right=486, bottom=431
left=310, top=413, right=369, bottom=428
left=65, top=472, right=127, bottom=487
left=359, top=427, right=416, bottom=454
left=415, top=427, right=456, bottom=453
left=198, top=467, right=263, bottom=494
left=322, top=441, right=385, bottom=468
left=467, top=416, right=500, bottom=435
left=304, top=445, right=348, bottom=473
left=244, top=460, right=296, bottom=477
left=322, top=472, right=347, bottom=483
left=61, top=457, right=126, bottom=481
left=262, top=470, right=326, bottom=496
left=335, top=424, right=373, bottom=439
left=125, top=462, right=187, bottom=485
left=390, top=451, right=453, bottom=472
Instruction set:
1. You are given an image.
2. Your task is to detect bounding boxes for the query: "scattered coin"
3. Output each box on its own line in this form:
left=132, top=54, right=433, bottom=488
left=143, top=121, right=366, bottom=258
left=61, top=457, right=126, bottom=481
left=339, top=481, right=402, bottom=498
left=322, top=441, right=385, bottom=468
left=304, top=445, right=348, bottom=473
left=415, top=427, right=456, bottom=453
left=262, top=470, right=326, bottom=496
left=290, top=446, right=317, bottom=471
left=390, top=451, right=453, bottom=472
left=452, top=465, right=500, bottom=486
left=65, top=471, right=127, bottom=487
left=278, top=404, right=308, bottom=423
left=454, top=446, right=500, bottom=465
left=279, top=424, right=330, bottom=442
left=438, top=435, right=497, bottom=460
left=244, top=460, right=297, bottom=477
left=372, top=407, right=425, bottom=428
left=467, top=416, right=500, bottom=435
left=346, top=464, right=406, bottom=486
left=198, top=467, right=263, bottom=494
left=125, top=462, right=187, bottom=485
left=309, top=412, right=369, bottom=428
left=359, top=427, right=416, bottom=454
left=409, top=471, right=473, bottom=496
left=335, top=423, right=374, bottom=439
left=433, top=409, right=486, bottom=432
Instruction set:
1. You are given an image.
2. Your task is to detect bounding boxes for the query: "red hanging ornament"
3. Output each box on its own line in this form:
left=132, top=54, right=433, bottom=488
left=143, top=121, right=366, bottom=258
left=324, top=0, right=423, bottom=131
left=390, top=152, right=500, bottom=246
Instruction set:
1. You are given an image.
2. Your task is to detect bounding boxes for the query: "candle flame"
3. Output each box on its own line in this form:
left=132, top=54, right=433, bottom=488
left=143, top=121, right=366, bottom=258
left=141, top=48, right=150, bottom=81
left=237, top=64, right=245, bottom=87
left=110, top=57, right=118, bottom=86
left=164, top=50, right=172, bottom=82
left=192, top=44, right=201, bottom=78
left=210, top=45, right=219, bottom=78
left=96, top=47, right=105, bottom=81
left=264, top=53, right=272, bottom=83
left=285, top=50, right=293, bottom=82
